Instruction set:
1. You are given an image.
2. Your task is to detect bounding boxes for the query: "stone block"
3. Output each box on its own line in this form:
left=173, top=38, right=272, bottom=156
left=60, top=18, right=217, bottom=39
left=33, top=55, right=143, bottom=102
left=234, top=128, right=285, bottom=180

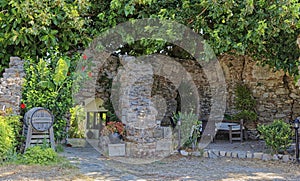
left=209, top=150, right=219, bottom=158
left=262, top=154, right=272, bottom=161
left=237, top=152, right=246, bottom=159
left=156, top=140, right=172, bottom=151
left=191, top=151, right=202, bottom=157
left=231, top=152, right=238, bottom=158
left=272, top=154, right=279, bottom=160
left=213, top=150, right=220, bottom=156
left=246, top=152, right=253, bottom=159
left=219, top=151, right=226, bottom=157
left=225, top=152, right=232, bottom=157
left=203, top=150, right=209, bottom=158
left=108, top=144, right=126, bottom=157
left=163, top=127, right=172, bottom=139
left=153, top=129, right=163, bottom=138
left=253, top=152, right=263, bottom=159
left=282, top=155, right=290, bottom=162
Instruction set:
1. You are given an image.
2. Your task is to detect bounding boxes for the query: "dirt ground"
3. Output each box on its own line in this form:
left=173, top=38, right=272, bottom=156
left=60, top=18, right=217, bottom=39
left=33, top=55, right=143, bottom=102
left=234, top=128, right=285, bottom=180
left=1, top=156, right=300, bottom=181
left=1, top=145, right=300, bottom=181
left=0, top=164, right=86, bottom=181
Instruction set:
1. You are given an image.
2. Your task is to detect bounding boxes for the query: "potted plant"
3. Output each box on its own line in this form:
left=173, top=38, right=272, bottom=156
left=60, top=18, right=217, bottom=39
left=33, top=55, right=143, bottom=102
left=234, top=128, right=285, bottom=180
left=104, top=121, right=125, bottom=143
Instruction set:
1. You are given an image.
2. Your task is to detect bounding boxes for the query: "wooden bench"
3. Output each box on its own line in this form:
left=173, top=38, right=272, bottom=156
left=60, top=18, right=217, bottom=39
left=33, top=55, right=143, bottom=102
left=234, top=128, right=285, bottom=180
left=215, top=120, right=247, bottom=143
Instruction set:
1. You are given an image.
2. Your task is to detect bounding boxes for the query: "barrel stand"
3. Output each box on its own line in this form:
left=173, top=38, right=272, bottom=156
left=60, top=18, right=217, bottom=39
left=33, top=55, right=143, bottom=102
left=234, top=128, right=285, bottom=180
left=24, top=125, right=55, bottom=151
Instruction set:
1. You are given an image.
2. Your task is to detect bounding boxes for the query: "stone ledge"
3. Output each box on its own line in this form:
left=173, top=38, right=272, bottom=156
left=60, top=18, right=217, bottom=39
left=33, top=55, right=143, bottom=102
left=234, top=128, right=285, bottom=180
left=189, top=149, right=294, bottom=163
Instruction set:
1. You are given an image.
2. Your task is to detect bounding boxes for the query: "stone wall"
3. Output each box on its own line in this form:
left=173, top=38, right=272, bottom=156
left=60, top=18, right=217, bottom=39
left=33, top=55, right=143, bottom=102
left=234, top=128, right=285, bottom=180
left=94, top=54, right=300, bottom=126
left=220, top=54, right=300, bottom=124
left=0, top=57, right=25, bottom=114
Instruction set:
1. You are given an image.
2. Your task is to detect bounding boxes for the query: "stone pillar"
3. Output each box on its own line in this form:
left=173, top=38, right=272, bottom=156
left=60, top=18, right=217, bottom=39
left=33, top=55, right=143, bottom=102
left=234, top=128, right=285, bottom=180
left=0, top=57, right=26, bottom=114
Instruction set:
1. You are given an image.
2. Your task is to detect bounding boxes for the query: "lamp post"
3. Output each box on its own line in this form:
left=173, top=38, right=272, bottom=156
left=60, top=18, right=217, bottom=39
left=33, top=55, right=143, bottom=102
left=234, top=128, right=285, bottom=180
left=294, top=118, right=299, bottom=163
left=177, top=118, right=181, bottom=152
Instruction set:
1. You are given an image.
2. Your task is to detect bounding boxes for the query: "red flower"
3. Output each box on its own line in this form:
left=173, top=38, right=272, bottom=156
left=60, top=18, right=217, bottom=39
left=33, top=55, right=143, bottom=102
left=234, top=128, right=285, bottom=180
left=88, top=72, right=92, bottom=77
left=81, top=66, right=85, bottom=71
left=106, top=121, right=125, bottom=136
left=20, top=103, right=26, bottom=109
left=83, top=54, right=87, bottom=60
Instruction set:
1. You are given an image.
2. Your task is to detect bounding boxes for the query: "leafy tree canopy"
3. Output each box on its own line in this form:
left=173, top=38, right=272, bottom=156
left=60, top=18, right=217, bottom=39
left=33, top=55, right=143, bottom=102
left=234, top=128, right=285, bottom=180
left=0, top=0, right=300, bottom=75
left=0, top=0, right=91, bottom=73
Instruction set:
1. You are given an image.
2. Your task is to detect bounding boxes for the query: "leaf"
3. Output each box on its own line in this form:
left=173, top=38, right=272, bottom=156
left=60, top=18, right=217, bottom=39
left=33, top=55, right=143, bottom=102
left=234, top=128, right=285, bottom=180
left=38, top=81, right=55, bottom=90
left=53, top=58, right=69, bottom=86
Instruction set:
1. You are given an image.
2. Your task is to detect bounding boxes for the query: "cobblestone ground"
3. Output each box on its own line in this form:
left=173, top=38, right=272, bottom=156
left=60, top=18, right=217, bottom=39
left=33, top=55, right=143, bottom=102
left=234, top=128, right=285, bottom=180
left=59, top=142, right=300, bottom=181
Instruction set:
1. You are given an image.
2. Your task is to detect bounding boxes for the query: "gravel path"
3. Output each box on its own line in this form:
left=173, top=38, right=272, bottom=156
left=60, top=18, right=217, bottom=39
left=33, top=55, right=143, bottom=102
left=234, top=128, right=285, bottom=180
left=1, top=140, right=300, bottom=180
left=59, top=141, right=300, bottom=181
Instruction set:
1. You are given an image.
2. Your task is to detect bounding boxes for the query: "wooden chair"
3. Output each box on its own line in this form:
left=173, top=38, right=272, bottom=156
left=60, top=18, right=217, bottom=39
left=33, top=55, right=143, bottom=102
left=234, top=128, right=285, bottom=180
left=215, top=119, right=247, bottom=143
left=228, top=119, right=247, bottom=143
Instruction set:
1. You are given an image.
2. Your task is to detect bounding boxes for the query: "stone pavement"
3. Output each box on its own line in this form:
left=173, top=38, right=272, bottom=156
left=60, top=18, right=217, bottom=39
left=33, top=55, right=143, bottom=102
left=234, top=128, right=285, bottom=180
left=60, top=139, right=300, bottom=181
left=60, top=142, right=140, bottom=181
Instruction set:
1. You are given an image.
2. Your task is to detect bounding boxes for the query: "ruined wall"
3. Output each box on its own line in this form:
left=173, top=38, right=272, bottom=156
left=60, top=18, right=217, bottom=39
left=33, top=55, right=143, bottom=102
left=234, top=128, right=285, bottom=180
left=0, top=57, right=25, bottom=114
left=220, top=54, right=300, bottom=124
left=95, top=54, right=300, bottom=125
left=95, top=55, right=211, bottom=124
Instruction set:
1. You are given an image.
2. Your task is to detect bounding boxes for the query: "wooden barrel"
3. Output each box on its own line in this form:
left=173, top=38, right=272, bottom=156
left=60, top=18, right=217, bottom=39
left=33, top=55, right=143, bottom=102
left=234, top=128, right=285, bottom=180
left=24, top=107, right=54, bottom=132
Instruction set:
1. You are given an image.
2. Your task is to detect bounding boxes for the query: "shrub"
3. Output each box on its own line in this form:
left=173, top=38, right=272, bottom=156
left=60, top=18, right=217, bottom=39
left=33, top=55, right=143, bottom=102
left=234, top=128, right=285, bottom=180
left=5, top=115, right=23, bottom=150
left=172, top=111, right=201, bottom=149
left=0, top=116, right=15, bottom=161
left=22, top=48, right=90, bottom=141
left=233, top=83, right=257, bottom=127
left=68, top=105, right=85, bottom=138
left=21, top=146, right=59, bottom=165
left=257, top=119, right=293, bottom=154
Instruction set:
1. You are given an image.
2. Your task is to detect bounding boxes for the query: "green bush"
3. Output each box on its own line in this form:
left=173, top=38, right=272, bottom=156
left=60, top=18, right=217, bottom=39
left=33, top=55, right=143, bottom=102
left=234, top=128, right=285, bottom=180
left=233, top=83, right=257, bottom=127
left=22, top=48, right=90, bottom=141
left=257, top=120, right=293, bottom=154
left=69, top=105, right=85, bottom=138
left=0, top=116, right=15, bottom=161
left=5, top=115, right=23, bottom=150
left=21, top=146, right=59, bottom=165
